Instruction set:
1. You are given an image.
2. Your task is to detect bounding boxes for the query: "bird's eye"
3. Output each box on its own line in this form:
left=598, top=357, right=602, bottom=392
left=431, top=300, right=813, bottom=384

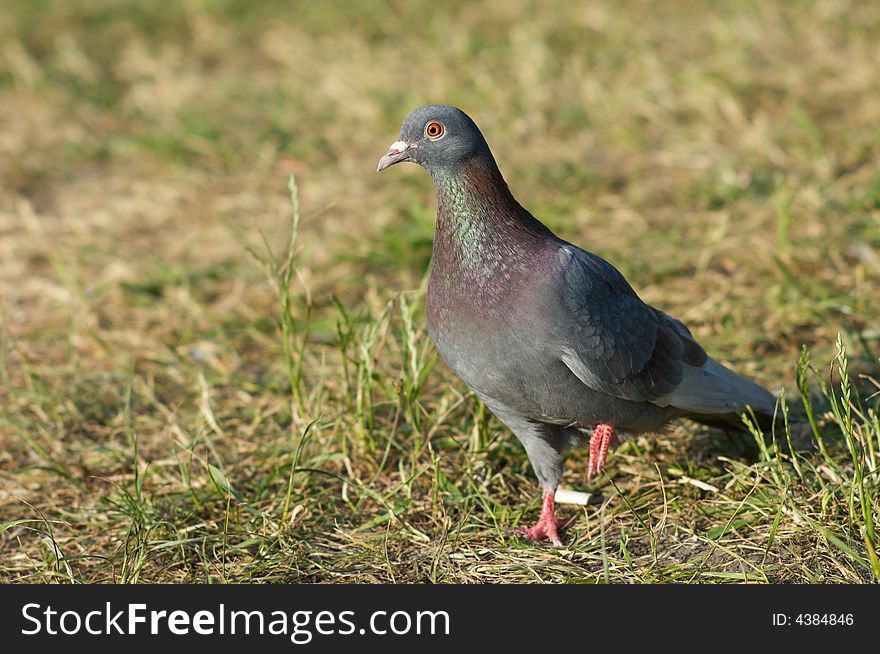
left=425, top=121, right=445, bottom=139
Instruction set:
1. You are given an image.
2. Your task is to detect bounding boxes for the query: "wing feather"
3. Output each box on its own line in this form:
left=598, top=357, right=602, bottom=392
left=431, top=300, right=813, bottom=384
left=552, top=245, right=706, bottom=403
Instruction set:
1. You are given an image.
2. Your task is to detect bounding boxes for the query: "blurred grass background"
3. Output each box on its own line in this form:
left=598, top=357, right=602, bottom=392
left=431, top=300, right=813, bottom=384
left=1, top=0, right=879, bottom=583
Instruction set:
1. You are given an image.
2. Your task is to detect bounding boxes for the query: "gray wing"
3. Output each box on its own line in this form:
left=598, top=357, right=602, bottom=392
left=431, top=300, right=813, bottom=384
left=551, top=244, right=708, bottom=404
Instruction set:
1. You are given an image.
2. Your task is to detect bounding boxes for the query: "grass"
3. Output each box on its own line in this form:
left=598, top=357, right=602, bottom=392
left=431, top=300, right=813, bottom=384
left=1, top=0, right=879, bottom=583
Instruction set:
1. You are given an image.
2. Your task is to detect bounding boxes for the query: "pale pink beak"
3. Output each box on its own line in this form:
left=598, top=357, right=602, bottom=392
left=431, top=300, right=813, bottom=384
left=377, top=140, right=416, bottom=172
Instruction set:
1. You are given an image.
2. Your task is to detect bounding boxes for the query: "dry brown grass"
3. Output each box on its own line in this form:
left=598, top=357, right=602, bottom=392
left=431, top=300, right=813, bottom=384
left=1, top=0, right=879, bottom=583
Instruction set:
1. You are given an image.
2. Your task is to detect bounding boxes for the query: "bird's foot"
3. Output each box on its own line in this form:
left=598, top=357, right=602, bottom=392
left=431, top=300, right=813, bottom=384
left=588, top=423, right=617, bottom=479
left=514, top=491, right=572, bottom=547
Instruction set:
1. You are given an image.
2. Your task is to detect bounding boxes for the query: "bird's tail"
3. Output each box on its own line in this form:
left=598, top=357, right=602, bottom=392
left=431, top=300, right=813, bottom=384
left=662, top=356, right=794, bottom=432
left=683, top=404, right=784, bottom=433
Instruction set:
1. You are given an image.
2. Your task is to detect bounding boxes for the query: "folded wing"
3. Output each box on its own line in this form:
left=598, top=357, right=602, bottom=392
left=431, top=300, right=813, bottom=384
left=552, top=245, right=775, bottom=418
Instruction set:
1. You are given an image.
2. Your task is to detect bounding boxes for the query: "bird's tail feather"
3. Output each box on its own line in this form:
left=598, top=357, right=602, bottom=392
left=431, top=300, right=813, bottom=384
left=683, top=405, right=783, bottom=433
left=660, top=356, right=791, bottom=432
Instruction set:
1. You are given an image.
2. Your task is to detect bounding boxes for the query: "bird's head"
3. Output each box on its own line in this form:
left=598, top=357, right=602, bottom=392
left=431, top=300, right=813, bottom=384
left=377, top=105, right=493, bottom=174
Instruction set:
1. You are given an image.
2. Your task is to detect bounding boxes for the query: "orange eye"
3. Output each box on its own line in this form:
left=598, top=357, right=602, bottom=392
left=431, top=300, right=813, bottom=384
left=425, top=121, right=444, bottom=139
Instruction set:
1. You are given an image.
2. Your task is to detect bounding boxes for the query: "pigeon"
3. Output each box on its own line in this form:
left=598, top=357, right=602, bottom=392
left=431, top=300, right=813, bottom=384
left=378, top=105, right=780, bottom=546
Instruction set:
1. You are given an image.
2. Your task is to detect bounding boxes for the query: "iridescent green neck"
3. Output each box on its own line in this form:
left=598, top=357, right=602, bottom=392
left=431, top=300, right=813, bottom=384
left=429, top=159, right=551, bottom=266
left=434, top=172, right=492, bottom=254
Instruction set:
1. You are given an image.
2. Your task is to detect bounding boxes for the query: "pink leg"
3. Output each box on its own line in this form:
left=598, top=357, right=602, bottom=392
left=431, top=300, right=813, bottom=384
left=516, top=490, right=567, bottom=547
left=588, top=423, right=617, bottom=478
